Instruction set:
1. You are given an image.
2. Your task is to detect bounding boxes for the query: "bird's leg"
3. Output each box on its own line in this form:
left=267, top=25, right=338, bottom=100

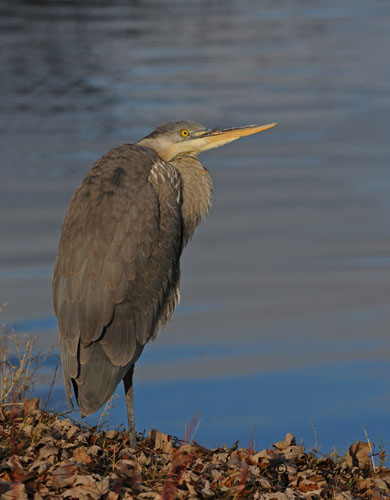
left=123, top=365, right=137, bottom=449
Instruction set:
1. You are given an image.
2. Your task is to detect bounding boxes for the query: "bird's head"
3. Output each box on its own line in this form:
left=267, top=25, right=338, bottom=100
left=137, top=120, right=277, bottom=162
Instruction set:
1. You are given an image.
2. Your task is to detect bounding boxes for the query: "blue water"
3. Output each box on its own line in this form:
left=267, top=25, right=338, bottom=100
left=23, top=313, right=390, bottom=453
left=2, top=0, right=390, bottom=454
left=38, top=359, right=390, bottom=454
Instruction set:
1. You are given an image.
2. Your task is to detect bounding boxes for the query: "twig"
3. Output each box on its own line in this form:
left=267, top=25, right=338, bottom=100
left=363, top=426, right=376, bottom=472
left=190, top=414, right=201, bottom=443
left=309, top=417, right=318, bottom=451
left=183, top=412, right=201, bottom=444
left=96, top=394, right=117, bottom=429
left=42, top=361, right=59, bottom=410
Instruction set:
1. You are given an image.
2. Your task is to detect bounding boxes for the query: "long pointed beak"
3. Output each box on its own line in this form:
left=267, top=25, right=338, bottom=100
left=188, top=122, right=278, bottom=154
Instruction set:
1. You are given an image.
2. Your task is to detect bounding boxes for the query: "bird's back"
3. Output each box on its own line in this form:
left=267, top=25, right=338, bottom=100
left=53, top=144, right=183, bottom=414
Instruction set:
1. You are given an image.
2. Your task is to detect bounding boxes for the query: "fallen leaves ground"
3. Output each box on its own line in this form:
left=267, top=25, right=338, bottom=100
left=0, top=399, right=389, bottom=499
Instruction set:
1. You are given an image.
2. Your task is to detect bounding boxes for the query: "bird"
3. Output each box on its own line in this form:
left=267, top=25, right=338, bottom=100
left=52, top=120, right=277, bottom=447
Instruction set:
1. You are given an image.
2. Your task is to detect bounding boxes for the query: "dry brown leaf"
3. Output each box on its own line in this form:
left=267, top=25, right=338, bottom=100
left=75, top=474, right=110, bottom=494
left=261, top=492, right=289, bottom=499
left=58, top=439, right=76, bottom=450
left=377, top=471, right=390, bottom=487
left=88, top=444, right=103, bottom=457
left=283, top=445, right=305, bottom=460
left=38, top=444, right=59, bottom=460
left=373, top=477, right=388, bottom=491
left=137, top=451, right=149, bottom=465
left=210, top=468, right=223, bottom=481
left=222, top=476, right=232, bottom=487
left=60, top=448, right=72, bottom=460
left=228, top=453, right=242, bottom=468
left=122, top=493, right=135, bottom=500
left=185, top=479, right=198, bottom=496
left=106, top=430, right=119, bottom=439
left=273, top=433, right=296, bottom=450
left=251, top=448, right=279, bottom=463
left=5, top=456, right=32, bottom=482
left=258, top=477, right=272, bottom=489
left=332, top=492, right=356, bottom=500
left=4, top=455, right=23, bottom=471
left=59, top=474, right=109, bottom=499
left=64, top=426, right=79, bottom=441
left=0, top=479, right=11, bottom=496
left=35, top=484, right=52, bottom=497
left=62, top=486, right=95, bottom=499
left=73, top=446, right=92, bottom=465
left=200, top=478, right=214, bottom=497
left=149, top=428, right=173, bottom=454
left=50, top=463, right=77, bottom=489
left=36, top=433, right=52, bottom=446
left=0, top=481, right=28, bottom=500
left=21, top=423, right=33, bottom=436
left=115, top=458, right=138, bottom=477
left=357, top=477, right=373, bottom=492
left=307, top=473, right=327, bottom=485
left=73, top=474, right=96, bottom=487
left=27, top=460, right=51, bottom=475
left=296, top=481, right=321, bottom=493
left=285, top=488, right=303, bottom=499
left=118, top=446, right=137, bottom=460
left=212, top=452, right=229, bottom=466
left=345, top=442, right=371, bottom=468
left=22, top=397, right=39, bottom=414
left=74, top=431, right=89, bottom=445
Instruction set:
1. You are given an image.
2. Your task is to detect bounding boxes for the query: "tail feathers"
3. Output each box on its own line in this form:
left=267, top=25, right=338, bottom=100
left=75, top=341, right=132, bottom=416
left=60, top=322, right=145, bottom=416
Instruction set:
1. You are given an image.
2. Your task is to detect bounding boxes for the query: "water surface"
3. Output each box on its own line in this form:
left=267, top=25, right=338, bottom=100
left=1, top=0, right=390, bottom=452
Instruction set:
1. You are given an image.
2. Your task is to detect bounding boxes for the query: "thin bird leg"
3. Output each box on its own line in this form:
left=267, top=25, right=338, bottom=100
left=123, top=365, right=137, bottom=448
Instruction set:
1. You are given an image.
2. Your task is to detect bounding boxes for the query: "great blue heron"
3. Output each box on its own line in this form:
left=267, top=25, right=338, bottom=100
left=53, top=120, right=277, bottom=447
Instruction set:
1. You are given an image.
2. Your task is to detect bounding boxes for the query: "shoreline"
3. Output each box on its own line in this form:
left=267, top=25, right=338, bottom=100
left=0, top=399, right=389, bottom=499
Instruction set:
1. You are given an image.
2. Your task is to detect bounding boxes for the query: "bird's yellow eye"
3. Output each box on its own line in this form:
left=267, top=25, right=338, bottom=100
left=180, top=129, right=190, bottom=138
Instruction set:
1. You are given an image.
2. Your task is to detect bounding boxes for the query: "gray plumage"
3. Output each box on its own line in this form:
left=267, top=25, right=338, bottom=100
left=53, top=120, right=276, bottom=445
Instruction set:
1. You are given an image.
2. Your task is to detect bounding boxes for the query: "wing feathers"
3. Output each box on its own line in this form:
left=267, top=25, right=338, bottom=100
left=77, top=280, right=114, bottom=342
left=121, top=236, right=138, bottom=262
left=53, top=144, right=183, bottom=416
left=100, top=321, right=137, bottom=366
left=77, top=342, right=130, bottom=415
left=101, top=259, right=124, bottom=290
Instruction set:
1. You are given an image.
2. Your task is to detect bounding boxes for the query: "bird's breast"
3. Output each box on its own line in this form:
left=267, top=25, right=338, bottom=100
left=169, top=156, right=213, bottom=245
left=148, top=159, right=181, bottom=205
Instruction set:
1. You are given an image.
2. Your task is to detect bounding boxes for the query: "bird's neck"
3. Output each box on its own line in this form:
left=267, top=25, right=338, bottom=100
left=170, top=156, right=213, bottom=246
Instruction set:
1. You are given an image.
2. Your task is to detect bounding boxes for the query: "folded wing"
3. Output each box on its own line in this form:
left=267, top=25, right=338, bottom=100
left=53, top=145, right=183, bottom=414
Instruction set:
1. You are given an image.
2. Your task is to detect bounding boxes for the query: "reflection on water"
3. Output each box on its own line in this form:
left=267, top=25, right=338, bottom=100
left=39, top=361, right=390, bottom=451
left=1, top=0, right=390, bottom=451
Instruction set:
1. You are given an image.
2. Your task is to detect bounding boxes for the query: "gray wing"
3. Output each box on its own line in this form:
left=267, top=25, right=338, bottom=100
left=53, top=145, right=183, bottom=415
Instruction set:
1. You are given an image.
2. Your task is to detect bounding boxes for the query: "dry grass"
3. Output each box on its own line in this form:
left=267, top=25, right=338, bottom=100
left=0, top=306, right=55, bottom=406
